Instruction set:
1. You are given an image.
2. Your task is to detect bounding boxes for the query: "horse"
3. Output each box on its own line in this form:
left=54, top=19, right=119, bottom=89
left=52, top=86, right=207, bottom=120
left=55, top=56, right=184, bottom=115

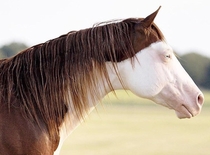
left=0, top=6, right=204, bottom=155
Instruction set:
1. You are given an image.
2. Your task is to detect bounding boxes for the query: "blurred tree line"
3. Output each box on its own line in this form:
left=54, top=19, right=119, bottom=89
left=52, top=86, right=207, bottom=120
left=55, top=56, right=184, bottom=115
left=0, top=42, right=210, bottom=89
left=0, top=42, right=27, bottom=58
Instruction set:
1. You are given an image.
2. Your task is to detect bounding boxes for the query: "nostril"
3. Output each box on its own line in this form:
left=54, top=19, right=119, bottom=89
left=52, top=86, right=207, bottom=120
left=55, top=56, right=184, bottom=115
left=197, top=94, right=204, bottom=106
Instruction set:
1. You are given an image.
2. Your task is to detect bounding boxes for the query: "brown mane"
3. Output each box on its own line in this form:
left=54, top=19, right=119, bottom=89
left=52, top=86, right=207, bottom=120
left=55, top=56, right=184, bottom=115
left=0, top=18, right=164, bottom=137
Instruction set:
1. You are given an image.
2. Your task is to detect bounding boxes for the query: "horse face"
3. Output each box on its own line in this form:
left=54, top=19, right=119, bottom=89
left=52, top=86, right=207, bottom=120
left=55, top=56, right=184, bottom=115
left=121, top=41, right=204, bottom=118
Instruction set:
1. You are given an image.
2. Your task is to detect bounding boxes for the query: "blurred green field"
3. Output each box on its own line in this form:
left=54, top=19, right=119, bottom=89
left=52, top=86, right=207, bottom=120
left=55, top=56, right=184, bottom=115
left=60, top=90, right=210, bottom=155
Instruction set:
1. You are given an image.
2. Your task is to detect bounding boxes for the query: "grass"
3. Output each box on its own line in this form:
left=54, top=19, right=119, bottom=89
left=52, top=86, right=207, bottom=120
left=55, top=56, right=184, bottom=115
left=60, top=90, right=210, bottom=155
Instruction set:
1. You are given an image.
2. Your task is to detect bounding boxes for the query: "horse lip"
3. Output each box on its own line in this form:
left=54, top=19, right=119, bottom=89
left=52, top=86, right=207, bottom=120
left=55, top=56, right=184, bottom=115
left=182, top=104, right=193, bottom=117
left=174, top=104, right=193, bottom=119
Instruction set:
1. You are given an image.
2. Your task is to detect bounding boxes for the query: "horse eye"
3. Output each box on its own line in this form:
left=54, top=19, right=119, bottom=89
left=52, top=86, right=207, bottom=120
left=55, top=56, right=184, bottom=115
left=165, top=55, right=171, bottom=59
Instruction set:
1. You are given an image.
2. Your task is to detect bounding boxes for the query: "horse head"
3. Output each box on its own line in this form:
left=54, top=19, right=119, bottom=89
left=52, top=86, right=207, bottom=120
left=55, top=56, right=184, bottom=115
left=113, top=7, right=204, bottom=118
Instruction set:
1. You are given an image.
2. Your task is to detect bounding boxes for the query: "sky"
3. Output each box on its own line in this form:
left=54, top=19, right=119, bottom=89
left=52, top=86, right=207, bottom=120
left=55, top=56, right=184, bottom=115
left=1, top=0, right=210, bottom=57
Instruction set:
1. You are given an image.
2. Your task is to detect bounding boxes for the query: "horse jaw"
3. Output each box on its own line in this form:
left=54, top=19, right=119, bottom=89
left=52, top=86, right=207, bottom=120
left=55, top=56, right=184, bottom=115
left=116, top=41, right=204, bottom=119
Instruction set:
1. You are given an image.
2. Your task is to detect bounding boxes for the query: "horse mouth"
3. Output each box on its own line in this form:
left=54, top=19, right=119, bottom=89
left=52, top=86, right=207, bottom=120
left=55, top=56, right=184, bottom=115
left=175, top=105, right=194, bottom=119
left=183, top=105, right=194, bottom=117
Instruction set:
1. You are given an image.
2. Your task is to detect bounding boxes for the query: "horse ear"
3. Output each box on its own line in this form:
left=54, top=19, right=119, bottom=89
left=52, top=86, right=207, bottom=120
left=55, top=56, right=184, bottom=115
left=141, top=6, right=161, bottom=28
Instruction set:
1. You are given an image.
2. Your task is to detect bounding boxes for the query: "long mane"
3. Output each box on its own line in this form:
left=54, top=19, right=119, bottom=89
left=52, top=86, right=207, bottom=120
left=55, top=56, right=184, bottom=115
left=0, top=18, right=164, bottom=137
left=0, top=19, right=138, bottom=136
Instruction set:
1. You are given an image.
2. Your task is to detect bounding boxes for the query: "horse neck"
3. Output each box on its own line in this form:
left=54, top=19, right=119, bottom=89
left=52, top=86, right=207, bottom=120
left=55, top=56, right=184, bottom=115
left=58, top=62, right=124, bottom=145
